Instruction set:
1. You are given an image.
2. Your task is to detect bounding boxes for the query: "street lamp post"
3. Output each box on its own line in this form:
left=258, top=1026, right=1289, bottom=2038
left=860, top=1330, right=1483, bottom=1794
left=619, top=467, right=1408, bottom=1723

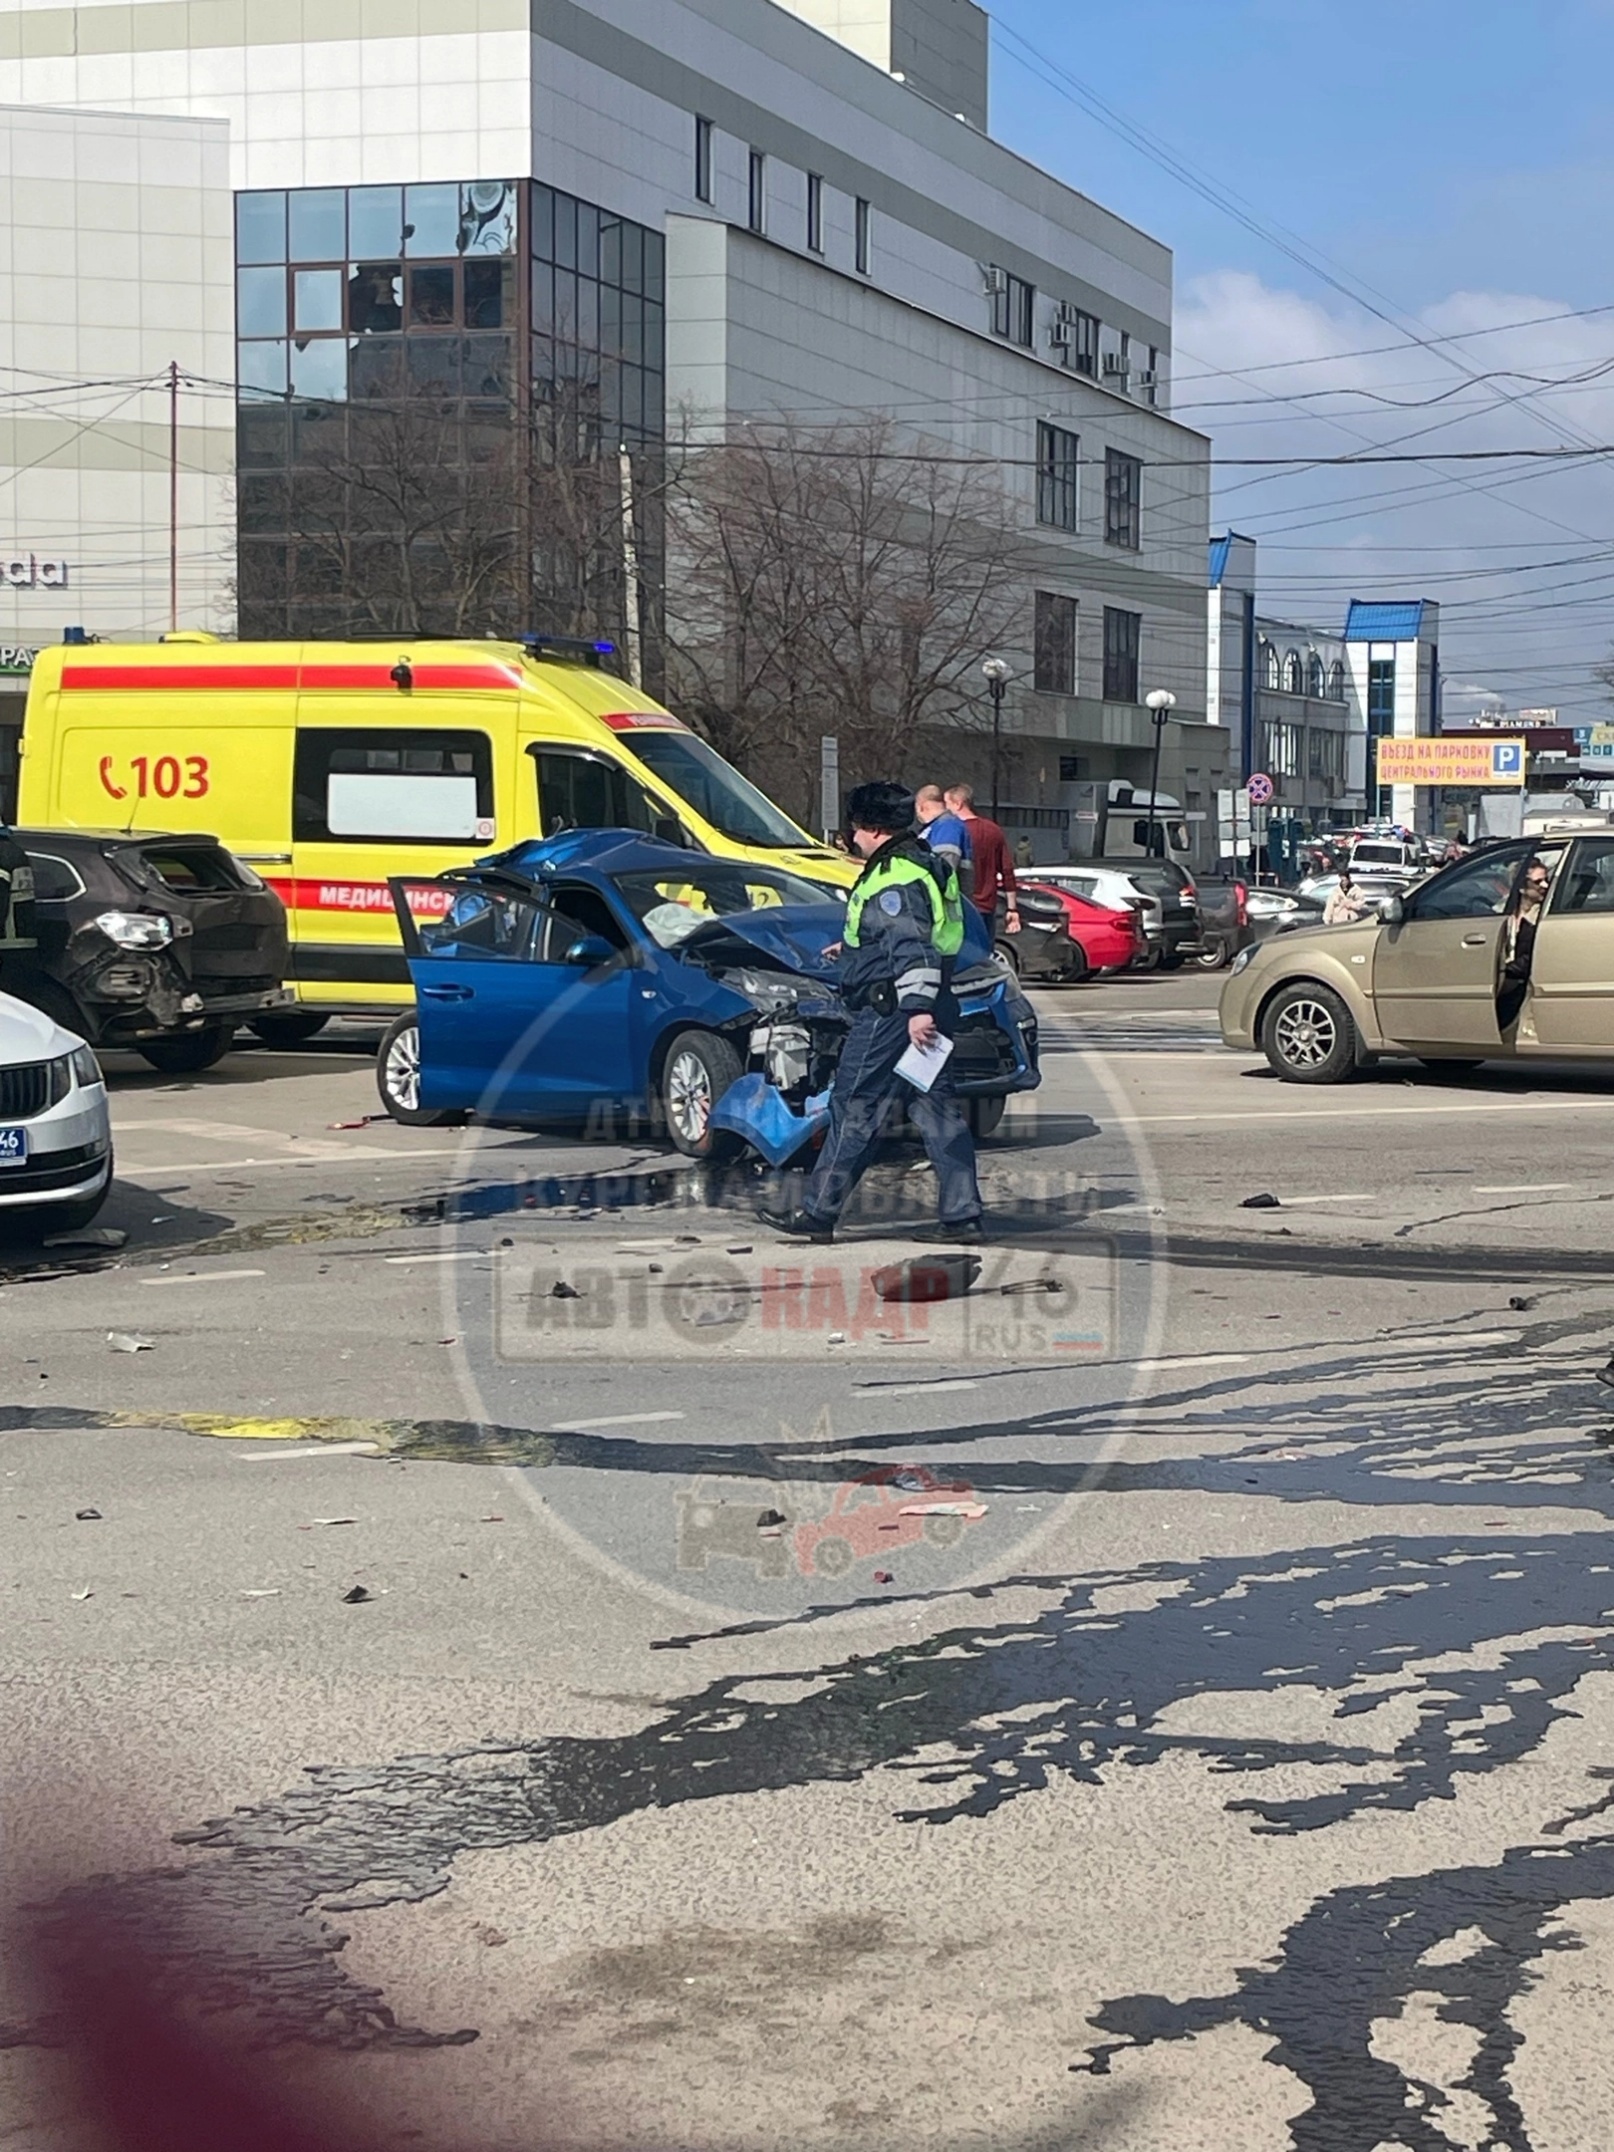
left=981, top=656, right=1011, bottom=822
left=1143, top=689, right=1177, bottom=859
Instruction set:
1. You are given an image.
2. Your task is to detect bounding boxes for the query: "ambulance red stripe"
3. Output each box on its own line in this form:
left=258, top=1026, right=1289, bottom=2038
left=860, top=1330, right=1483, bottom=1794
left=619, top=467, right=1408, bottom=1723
left=59, top=661, right=525, bottom=693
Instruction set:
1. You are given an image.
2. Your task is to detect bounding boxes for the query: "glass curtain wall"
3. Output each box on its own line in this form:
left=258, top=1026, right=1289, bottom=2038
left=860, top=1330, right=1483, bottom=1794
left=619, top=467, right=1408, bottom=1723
left=236, top=179, right=665, bottom=664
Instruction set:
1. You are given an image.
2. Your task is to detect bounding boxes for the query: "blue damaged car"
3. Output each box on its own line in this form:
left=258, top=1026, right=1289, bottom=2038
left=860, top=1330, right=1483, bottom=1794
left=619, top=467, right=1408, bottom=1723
left=378, top=831, right=1041, bottom=1161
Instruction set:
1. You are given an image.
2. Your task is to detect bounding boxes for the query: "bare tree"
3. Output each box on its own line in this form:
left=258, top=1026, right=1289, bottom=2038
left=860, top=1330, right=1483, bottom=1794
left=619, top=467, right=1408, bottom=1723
left=663, top=417, right=1026, bottom=820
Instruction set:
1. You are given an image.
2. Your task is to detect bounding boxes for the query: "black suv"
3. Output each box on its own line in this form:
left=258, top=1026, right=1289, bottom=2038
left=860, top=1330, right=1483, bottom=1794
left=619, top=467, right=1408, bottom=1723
left=6, top=830, right=289, bottom=1072
left=1114, top=859, right=1201, bottom=969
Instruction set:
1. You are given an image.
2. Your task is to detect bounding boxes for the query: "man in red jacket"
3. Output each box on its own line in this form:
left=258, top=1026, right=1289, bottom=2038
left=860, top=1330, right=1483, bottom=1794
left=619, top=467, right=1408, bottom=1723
left=943, top=784, right=1020, bottom=933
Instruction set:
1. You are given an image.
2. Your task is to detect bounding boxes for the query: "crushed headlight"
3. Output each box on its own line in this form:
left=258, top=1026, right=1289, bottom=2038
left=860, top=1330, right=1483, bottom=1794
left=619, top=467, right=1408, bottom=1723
left=95, top=908, right=173, bottom=950
left=70, top=1044, right=102, bottom=1088
left=1230, top=945, right=1259, bottom=976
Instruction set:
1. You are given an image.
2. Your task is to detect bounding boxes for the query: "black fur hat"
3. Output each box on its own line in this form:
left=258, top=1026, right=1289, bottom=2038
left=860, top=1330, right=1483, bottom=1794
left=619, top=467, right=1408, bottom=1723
left=844, top=781, right=917, bottom=834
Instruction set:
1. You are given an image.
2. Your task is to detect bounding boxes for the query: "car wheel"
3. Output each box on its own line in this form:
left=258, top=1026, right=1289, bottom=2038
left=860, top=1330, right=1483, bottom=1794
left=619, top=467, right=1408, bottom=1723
left=1135, top=944, right=1164, bottom=973
left=1260, top=983, right=1359, bottom=1084
left=967, top=1095, right=1007, bottom=1140
left=375, top=1012, right=468, bottom=1128
left=250, top=1012, right=330, bottom=1047
left=1058, top=943, right=1090, bottom=985
left=1193, top=939, right=1231, bottom=971
left=812, top=1535, right=854, bottom=1578
left=661, top=1029, right=744, bottom=1159
left=994, top=940, right=1022, bottom=975
left=136, top=1024, right=233, bottom=1075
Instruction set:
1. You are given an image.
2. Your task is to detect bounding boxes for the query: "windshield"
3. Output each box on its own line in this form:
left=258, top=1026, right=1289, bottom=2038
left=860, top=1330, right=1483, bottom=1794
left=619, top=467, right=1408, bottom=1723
left=625, top=732, right=810, bottom=849
left=614, top=865, right=839, bottom=949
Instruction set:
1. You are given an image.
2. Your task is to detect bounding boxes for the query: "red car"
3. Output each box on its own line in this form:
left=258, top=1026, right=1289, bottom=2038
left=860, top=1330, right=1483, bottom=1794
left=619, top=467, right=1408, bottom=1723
left=1021, top=880, right=1145, bottom=978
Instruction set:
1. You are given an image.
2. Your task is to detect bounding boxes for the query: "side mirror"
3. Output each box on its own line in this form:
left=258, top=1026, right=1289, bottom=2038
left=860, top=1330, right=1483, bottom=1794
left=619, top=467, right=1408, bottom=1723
left=563, top=934, right=616, bottom=967
left=1379, top=894, right=1405, bottom=925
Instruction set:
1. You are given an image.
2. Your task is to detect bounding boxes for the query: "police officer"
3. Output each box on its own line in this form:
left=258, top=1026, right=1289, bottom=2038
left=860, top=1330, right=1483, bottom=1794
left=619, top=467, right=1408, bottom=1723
left=759, top=780, right=984, bottom=1245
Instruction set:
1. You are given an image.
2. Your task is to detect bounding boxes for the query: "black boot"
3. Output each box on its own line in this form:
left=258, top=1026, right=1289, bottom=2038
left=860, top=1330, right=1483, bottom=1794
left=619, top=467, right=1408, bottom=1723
left=757, top=1201, right=836, bottom=1244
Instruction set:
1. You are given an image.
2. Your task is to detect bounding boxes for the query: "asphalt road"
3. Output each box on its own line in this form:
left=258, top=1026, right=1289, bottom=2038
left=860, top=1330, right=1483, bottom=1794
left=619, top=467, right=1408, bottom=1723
left=5, top=975, right=1614, bottom=2152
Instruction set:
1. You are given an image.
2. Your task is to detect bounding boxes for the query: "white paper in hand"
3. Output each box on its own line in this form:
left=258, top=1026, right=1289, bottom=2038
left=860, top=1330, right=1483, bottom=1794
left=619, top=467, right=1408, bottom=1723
left=895, top=1032, right=955, bottom=1093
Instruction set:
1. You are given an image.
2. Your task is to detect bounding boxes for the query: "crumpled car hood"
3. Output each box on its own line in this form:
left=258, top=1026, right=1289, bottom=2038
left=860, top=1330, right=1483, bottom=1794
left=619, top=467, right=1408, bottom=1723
left=679, top=904, right=845, bottom=980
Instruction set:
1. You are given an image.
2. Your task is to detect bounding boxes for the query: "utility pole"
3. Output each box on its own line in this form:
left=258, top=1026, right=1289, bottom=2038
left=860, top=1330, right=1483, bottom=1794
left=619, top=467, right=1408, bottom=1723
left=618, top=443, right=643, bottom=688
left=168, top=360, right=180, bottom=633
left=1143, top=689, right=1178, bottom=858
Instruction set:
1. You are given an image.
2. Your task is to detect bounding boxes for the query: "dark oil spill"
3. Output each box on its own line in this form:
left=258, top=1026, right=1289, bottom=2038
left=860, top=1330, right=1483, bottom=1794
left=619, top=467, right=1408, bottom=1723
left=8, top=1531, right=1614, bottom=2077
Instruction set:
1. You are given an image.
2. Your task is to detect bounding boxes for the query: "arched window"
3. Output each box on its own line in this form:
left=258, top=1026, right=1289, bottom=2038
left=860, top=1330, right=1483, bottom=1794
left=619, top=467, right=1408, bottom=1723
left=1328, top=661, right=1346, bottom=701
left=1307, top=653, right=1325, bottom=698
left=1283, top=649, right=1304, bottom=695
left=1260, top=639, right=1280, bottom=690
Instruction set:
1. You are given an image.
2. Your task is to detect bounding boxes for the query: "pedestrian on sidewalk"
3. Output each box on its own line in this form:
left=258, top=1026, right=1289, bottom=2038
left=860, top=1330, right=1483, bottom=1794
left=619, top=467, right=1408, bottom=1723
left=758, top=781, right=984, bottom=1247
left=944, top=784, right=1021, bottom=937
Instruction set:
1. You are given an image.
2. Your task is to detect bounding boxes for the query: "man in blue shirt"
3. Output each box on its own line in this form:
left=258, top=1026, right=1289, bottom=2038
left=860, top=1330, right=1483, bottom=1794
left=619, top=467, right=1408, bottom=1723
left=915, top=784, right=970, bottom=877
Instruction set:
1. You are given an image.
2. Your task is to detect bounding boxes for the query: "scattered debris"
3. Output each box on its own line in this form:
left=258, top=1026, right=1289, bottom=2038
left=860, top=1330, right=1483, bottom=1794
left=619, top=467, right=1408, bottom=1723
left=726, top=1244, right=754, bottom=1255
left=43, top=1225, right=127, bottom=1250
left=309, top=1516, right=357, bottom=1528
left=241, top=1588, right=281, bottom=1599
left=74, top=1507, right=102, bottom=1522
left=327, top=1113, right=389, bottom=1129
left=107, top=1332, right=154, bottom=1354
left=481, top=1514, right=504, bottom=1524
left=898, top=1501, right=987, bottom=1521
left=827, top=1330, right=848, bottom=1345
left=1240, top=1193, right=1281, bottom=1210
left=548, top=1281, right=581, bottom=1300
left=70, top=1587, right=93, bottom=1602
left=756, top=1508, right=787, bottom=1529
left=1509, top=1296, right=1536, bottom=1312
left=472, top=1924, right=509, bottom=1948
left=341, top=1585, right=374, bottom=1604
left=648, top=1263, right=664, bottom=1275
left=872, top=1252, right=981, bottom=1304
left=873, top=1570, right=894, bottom=1585
left=892, top=1469, right=928, bottom=1492
left=1001, top=1277, right=1065, bottom=1296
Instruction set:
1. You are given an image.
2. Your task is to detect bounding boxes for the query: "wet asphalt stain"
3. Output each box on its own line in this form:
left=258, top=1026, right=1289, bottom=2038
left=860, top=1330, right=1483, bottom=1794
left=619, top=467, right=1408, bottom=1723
left=1077, top=1832, right=1614, bottom=2152
left=8, top=1533, right=1614, bottom=2061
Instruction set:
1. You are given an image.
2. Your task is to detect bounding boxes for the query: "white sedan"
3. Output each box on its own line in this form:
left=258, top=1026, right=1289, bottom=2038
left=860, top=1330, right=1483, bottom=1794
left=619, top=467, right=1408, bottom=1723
left=0, top=991, right=113, bottom=1234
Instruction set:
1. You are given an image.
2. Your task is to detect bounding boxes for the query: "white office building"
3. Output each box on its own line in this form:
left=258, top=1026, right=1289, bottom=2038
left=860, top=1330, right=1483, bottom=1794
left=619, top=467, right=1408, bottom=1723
left=0, top=0, right=1226, bottom=848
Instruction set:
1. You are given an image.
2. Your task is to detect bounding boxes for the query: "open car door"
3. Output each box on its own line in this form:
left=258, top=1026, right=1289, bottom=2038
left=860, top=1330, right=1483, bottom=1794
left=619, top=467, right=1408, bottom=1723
left=1371, top=843, right=1531, bottom=1053
left=1521, top=837, right=1614, bottom=1053
left=389, top=876, right=639, bottom=1119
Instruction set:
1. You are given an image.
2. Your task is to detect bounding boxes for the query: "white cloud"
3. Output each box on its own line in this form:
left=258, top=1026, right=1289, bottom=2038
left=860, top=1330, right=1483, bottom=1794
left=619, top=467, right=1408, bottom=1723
left=1173, top=271, right=1614, bottom=722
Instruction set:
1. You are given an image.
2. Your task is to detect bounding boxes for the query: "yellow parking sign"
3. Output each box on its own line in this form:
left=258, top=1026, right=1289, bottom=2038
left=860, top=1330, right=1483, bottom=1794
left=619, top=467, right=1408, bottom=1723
left=1375, top=737, right=1527, bottom=787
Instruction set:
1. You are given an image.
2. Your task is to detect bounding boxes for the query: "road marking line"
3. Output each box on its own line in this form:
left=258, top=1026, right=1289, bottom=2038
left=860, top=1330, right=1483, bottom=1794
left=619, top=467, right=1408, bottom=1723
left=139, top=1268, right=266, bottom=1287
left=555, top=1410, right=686, bottom=1430
left=241, top=1440, right=383, bottom=1459
left=1122, top=1098, right=1606, bottom=1127
left=871, top=1379, right=982, bottom=1397
left=1474, top=1183, right=1573, bottom=1195
left=384, top=1250, right=485, bottom=1266
left=1390, top=1330, right=1518, bottom=1350
left=1274, top=1193, right=1375, bottom=1206
left=116, top=1146, right=474, bottom=1176
left=1134, top=1353, right=1251, bottom=1371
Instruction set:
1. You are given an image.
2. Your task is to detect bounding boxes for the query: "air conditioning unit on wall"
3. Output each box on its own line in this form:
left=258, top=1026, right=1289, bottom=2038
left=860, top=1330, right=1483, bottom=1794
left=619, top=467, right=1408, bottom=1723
left=1101, top=353, right=1130, bottom=379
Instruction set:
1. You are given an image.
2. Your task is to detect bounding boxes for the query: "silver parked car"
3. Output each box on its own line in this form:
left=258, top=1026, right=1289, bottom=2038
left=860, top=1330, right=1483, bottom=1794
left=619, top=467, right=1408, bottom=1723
left=0, top=991, right=113, bottom=1232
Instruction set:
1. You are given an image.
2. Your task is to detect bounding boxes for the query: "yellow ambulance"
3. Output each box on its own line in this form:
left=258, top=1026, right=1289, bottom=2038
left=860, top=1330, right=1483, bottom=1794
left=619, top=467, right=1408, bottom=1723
left=17, top=633, right=852, bottom=1030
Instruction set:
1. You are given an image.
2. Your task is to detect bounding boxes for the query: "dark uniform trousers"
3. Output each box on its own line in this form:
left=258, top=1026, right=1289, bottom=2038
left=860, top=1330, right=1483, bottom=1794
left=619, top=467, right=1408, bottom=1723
left=800, top=1003, right=983, bottom=1228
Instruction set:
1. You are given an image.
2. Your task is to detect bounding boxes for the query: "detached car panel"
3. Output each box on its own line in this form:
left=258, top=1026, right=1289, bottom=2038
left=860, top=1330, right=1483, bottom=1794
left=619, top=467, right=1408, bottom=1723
left=390, top=831, right=1040, bottom=1157
left=13, top=829, right=289, bottom=1050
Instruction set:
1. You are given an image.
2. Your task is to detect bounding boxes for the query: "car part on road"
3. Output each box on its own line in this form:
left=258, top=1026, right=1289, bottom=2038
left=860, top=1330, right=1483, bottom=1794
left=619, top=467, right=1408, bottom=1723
left=1260, top=981, right=1361, bottom=1083
left=871, top=1252, right=981, bottom=1302
left=661, top=1028, right=744, bottom=1159
left=375, top=1012, right=468, bottom=1128
left=1241, top=1192, right=1281, bottom=1210
left=136, top=1023, right=232, bottom=1075
left=250, top=1012, right=330, bottom=1047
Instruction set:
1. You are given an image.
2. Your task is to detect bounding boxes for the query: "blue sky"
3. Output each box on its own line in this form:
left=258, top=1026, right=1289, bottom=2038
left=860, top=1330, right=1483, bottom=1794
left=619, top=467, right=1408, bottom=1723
left=983, top=1, right=1614, bottom=720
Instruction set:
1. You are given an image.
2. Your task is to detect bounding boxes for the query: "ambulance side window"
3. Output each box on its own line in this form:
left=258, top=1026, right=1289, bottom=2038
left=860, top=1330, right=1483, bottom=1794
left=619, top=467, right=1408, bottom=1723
left=532, top=747, right=680, bottom=843
left=295, top=729, right=494, bottom=844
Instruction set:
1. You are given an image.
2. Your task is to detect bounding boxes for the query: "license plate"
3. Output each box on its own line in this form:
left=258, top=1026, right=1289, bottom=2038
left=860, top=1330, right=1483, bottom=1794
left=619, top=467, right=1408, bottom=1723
left=0, top=1125, right=28, bottom=1167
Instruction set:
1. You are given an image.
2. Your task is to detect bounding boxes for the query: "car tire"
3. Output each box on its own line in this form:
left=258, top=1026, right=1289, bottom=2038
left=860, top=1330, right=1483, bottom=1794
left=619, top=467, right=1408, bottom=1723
left=1259, top=982, right=1359, bottom=1084
left=1135, top=945, right=1164, bottom=973
left=994, top=940, right=1022, bottom=975
left=375, top=1012, right=468, bottom=1128
left=250, top=1013, right=330, bottom=1047
left=967, top=1095, right=1007, bottom=1140
left=660, top=1029, right=744, bottom=1159
left=1193, top=939, right=1232, bottom=971
left=136, top=1024, right=233, bottom=1075
left=1058, top=943, right=1090, bottom=986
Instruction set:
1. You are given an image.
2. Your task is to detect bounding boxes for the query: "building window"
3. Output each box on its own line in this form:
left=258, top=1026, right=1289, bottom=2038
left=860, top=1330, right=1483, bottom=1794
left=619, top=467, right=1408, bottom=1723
left=1104, top=449, right=1141, bottom=550
left=1307, top=653, right=1325, bottom=698
left=1055, top=306, right=1099, bottom=376
left=1102, top=607, right=1141, bottom=704
left=1329, top=660, right=1346, bottom=701
left=1036, top=421, right=1080, bottom=532
left=1260, top=639, right=1281, bottom=690
left=991, top=269, right=1034, bottom=347
left=748, top=150, right=766, bottom=235
left=1143, top=345, right=1159, bottom=406
left=1034, top=592, right=1078, bottom=695
left=855, top=197, right=872, bottom=275
left=1283, top=649, right=1304, bottom=695
left=695, top=116, right=714, bottom=205
left=1308, top=729, right=1345, bottom=787
left=1260, top=720, right=1301, bottom=780
left=806, top=173, right=824, bottom=254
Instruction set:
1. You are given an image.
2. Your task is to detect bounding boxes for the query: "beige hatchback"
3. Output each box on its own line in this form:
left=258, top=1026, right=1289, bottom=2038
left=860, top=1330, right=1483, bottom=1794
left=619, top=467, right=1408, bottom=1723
left=1220, top=835, right=1614, bottom=1082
